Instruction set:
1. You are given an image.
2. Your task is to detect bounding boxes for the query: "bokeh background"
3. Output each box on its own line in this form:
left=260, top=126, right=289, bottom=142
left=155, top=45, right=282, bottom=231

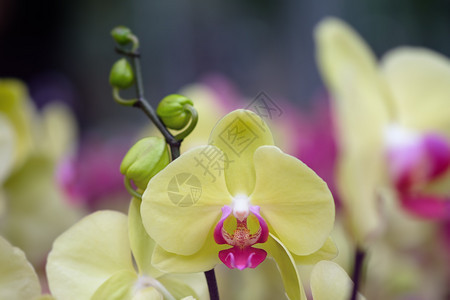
left=1, top=0, right=449, bottom=132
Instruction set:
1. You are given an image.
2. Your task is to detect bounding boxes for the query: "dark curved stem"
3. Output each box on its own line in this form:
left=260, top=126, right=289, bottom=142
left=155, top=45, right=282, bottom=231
left=115, top=42, right=219, bottom=298
left=116, top=46, right=181, bottom=160
left=205, top=269, right=219, bottom=300
left=350, top=248, right=365, bottom=300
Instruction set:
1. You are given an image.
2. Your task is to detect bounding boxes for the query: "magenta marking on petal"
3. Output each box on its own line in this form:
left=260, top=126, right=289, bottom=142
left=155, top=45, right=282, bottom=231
left=400, top=193, right=450, bottom=220
left=249, top=205, right=269, bottom=243
left=387, top=140, right=425, bottom=190
left=388, top=132, right=450, bottom=191
left=214, top=205, right=232, bottom=244
left=219, top=247, right=267, bottom=270
left=423, top=133, right=450, bottom=179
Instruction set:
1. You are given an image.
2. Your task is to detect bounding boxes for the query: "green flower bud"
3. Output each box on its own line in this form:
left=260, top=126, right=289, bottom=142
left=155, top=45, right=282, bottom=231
left=111, top=26, right=132, bottom=45
left=157, top=94, right=194, bottom=130
left=109, top=58, right=134, bottom=89
left=120, top=137, right=170, bottom=190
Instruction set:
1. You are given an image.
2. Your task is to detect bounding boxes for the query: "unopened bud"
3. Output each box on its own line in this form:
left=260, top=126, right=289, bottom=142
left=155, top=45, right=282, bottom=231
left=111, top=26, right=133, bottom=45
left=157, top=94, right=194, bottom=130
left=120, top=137, right=170, bottom=190
left=109, top=58, right=134, bottom=89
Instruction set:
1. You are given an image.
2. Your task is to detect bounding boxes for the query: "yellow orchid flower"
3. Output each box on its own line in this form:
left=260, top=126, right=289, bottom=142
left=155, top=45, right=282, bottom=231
left=0, top=235, right=54, bottom=300
left=141, top=109, right=335, bottom=299
left=0, top=78, right=81, bottom=267
left=46, top=198, right=203, bottom=300
left=315, top=18, right=450, bottom=245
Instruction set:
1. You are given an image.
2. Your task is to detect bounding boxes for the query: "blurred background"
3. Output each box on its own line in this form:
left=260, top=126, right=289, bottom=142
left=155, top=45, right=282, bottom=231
left=1, top=0, right=449, bottom=132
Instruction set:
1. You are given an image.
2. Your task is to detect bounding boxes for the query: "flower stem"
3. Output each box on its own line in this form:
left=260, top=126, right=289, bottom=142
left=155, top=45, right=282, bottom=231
left=205, top=269, right=220, bottom=300
left=350, top=247, right=365, bottom=300
left=114, top=41, right=219, bottom=299
left=115, top=47, right=181, bottom=160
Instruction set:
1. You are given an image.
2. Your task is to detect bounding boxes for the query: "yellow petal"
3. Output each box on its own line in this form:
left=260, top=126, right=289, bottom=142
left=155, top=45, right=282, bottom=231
left=158, top=274, right=199, bottom=299
left=35, top=295, right=55, bottom=300
left=0, top=79, right=34, bottom=169
left=2, top=155, right=81, bottom=266
left=46, top=211, right=134, bottom=300
left=251, top=146, right=334, bottom=255
left=209, top=109, right=274, bottom=196
left=0, top=114, right=15, bottom=183
left=338, top=157, right=385, bottom=246
left=132, top=287, right=163, bottom=300
left=293, top=236, right=338, bottom=265
left=381, top=47, right=450, bottom=134
left=310, top=260, right=365, bottom=300
left=141, top=146, right=231, bottom=256
left=259, top=234, right=307, bottom=300
left=315, top=18, right=392, bottom=151
left=92, top=270, right=137, bottom=300
left=128, top=197, right=163, bottom=278
left=40, top=102, right=78, bottom=160
left=0, top=236, right=41, bottom=300
left=315, top=18, right=389, bottom=245
left=151, top=230, right=223, bottom=273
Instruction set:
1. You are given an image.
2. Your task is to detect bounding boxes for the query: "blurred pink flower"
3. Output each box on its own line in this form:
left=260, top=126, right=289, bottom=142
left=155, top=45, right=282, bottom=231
left=386, top=130, right=450, bottom=220
left=57, top=136, right=129, bottom=210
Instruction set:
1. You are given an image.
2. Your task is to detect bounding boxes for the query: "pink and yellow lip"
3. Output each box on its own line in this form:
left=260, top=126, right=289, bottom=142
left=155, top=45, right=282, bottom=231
left=214, top=205, right=269, bottom=270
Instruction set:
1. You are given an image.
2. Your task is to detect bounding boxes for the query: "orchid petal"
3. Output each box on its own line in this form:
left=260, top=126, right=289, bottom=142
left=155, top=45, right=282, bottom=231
left=310, top=260, right=366, bottom=300
left=293, top=236, right=338, bottom=265
left=214, top=206, right=232, bottom=244
left=3, top=155, right=81, bottom=265
left=128, top=197, right=163, bottom=277
left=315, top=18, right=389, bottom=246
left=250, top=205, right=269, bottom=243
left=91, top=270, right=137, bottom=300
left=315, top=18, right=391, bottom=154
left=141, top=146, right=231, bottom=256
left=41, top=102, right=78, bottom=161
left=400, top=193, right=450, bottom=220
left=209, top=109, right=274, bottom=196
left=218, top=246, right=267, bottom=270
left=46, top=211, right=134, bottom=300
left=381, top=48, right=450, bottom=134
left=0, top=114, right=15, bottom=184
left=158, top=275, right=199, bottom=299
left=132, top=287, right=163, bottom=300
left=151, top=230, right=223, bottom=273
left=0, top=236, right=41, bottom=300
left=259, top=234, right=306, bottom=300
left=0, top=79, right=34, bottom=169
left=251, top=146, right=334, bottom=255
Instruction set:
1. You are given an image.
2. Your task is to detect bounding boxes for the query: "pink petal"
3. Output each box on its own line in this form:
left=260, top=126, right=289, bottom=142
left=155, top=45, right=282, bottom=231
left=214, top=205, right=232, bottom=244
left=219, top=246, right=267, bottom=270
left=249, top=206, right=269, bottom=243
left=423, top=133, right=450, bottom=179
left=389, top=132, right=450, bottom=191
left=400, top=193, right=450, bottom=220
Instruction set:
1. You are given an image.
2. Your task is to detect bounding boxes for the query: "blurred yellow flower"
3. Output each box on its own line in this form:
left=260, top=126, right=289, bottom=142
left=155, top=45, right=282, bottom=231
left=315, top=18, right=450, bottom=246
